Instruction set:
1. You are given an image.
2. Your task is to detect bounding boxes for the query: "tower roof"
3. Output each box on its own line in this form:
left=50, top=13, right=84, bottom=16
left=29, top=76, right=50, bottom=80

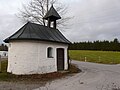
left=43, top=5, right=61, bottom=20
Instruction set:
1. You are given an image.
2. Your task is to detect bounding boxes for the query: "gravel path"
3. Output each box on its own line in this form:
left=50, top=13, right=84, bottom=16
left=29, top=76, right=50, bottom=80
left=0, top=82, right=45, bottom=90
left=34, top=60, right=120, bottom=90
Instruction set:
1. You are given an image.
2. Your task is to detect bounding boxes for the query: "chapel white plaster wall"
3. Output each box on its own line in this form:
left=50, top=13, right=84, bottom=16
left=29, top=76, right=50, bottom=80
left=8, top=41, right=68, bottom=75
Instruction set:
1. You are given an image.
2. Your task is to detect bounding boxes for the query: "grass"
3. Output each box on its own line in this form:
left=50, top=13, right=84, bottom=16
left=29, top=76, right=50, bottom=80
left=69, top=50, right=120, bottom=64
left=0, top=60, right=13, bottom=81
left=0, top=60, right=10, bottom=81
left=1, top=60, right=8, bottom=72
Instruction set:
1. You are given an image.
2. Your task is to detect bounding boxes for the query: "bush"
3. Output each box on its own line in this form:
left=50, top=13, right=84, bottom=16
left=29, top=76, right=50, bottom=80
left=69, top=64, right=81, bottom=73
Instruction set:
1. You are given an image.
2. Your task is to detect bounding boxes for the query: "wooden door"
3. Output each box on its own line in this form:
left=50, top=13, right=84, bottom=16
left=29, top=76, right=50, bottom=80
left=57, top=48, right=64, bottom=71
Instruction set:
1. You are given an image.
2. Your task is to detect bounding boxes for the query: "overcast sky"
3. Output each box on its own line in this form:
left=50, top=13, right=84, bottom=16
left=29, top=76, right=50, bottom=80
left=0, top=0, right=120, bottom=43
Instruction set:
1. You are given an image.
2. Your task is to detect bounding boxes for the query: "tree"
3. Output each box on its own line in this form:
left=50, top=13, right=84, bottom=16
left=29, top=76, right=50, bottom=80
left=69, top=39, right=120, bottom=51
left=0, top=44, right=8, bottom=51
left=17, top=0, right=71, bottom=28
left=113, top=38, right=119, bottom=43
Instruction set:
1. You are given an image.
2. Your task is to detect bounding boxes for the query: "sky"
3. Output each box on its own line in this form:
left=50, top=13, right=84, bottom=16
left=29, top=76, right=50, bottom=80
left=0, top=0, right=120, bottom=43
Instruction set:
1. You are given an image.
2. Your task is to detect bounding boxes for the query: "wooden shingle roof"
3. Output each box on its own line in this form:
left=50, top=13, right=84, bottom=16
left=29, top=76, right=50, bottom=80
left=4, top=22, right=70, bottom=44
left=43, top=5, right=61, bottom=20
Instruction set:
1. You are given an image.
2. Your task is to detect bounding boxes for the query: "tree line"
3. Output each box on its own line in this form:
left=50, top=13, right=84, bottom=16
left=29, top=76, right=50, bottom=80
left=0, top=44, right=8, bottom=51
left=69, top=38, right=120, bottom=51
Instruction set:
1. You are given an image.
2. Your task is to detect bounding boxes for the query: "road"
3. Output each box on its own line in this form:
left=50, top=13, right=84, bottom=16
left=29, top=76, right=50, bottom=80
left=34, top=61, right=120, bottom=90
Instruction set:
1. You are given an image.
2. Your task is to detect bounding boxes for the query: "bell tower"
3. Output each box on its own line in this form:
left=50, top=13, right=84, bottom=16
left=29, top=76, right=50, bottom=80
left=43, top=5, right=61, bottom=29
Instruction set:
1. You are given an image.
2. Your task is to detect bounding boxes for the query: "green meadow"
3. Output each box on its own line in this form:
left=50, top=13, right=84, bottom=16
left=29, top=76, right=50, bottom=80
left=69, top=50, right=120, bottom=64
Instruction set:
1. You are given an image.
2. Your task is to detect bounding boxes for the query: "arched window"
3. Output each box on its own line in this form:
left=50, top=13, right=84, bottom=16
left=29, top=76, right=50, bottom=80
left=47, top=47, right=53, bottom=58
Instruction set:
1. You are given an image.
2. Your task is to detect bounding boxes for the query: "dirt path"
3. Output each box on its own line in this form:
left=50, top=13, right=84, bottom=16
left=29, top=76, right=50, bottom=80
left=34, top=60, right=120, bottom=90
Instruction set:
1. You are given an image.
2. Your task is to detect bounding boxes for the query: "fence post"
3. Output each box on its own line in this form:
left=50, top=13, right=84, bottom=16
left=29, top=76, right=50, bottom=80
left=85, top=57, right=87, bottom=62
left=0, top=55, right=1, bottom=72
left=99, top=56, right=101, bottom=62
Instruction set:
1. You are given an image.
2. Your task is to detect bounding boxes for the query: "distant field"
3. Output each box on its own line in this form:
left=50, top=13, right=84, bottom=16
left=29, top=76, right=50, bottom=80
left=69, top=50, right=120, bottom=64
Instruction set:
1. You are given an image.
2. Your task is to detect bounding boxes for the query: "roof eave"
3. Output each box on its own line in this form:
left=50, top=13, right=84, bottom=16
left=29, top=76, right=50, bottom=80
left=4, top=38, right=71, bottom=44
